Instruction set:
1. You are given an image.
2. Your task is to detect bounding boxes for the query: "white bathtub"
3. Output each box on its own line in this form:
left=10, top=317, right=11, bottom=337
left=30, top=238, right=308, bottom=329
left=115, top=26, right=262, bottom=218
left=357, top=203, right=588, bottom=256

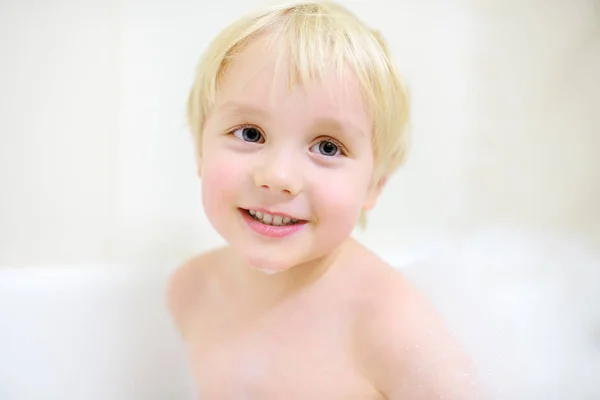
left=0, top=265, right=195, bottom=400
left=1, top=229, right=598, bottom=399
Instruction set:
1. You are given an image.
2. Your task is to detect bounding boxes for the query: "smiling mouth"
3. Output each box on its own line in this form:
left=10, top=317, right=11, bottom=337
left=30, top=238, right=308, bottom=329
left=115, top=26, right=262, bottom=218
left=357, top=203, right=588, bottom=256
left=241, top=208, right=303, bottom=226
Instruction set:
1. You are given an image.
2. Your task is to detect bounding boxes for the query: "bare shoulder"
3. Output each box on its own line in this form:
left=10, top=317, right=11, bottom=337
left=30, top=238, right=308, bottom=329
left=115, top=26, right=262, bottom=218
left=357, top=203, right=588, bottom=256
left=166, top=246, right=229, bottom=337
left=351, top=248, right=482, bottom=399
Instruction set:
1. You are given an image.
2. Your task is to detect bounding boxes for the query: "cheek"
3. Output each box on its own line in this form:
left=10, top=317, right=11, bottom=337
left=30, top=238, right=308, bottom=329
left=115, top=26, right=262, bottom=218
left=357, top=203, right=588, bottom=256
left=201, top=154, right=243, bottom=213
left=313, top=168, right=372, bottom=227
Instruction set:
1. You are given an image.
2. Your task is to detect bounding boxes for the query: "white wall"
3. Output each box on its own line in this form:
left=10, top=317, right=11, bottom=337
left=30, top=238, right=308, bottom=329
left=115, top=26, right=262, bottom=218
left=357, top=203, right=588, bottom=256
left=0, top=0, right=121, bottom=266
left=1, top=0, right=598, bottom=268
left=463, top=0, right=600, bottom=241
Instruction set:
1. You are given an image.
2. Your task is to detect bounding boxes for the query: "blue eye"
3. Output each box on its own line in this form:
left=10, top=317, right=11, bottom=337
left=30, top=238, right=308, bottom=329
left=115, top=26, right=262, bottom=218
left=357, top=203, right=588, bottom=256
left=310, top=140, right=341, bottom=157
left=232, top=126, right=264, bottom=143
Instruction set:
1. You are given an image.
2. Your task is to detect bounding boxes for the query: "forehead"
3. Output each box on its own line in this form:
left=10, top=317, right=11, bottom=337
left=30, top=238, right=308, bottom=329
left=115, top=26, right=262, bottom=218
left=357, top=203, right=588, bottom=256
left=214, top=36, right=371, bottom=129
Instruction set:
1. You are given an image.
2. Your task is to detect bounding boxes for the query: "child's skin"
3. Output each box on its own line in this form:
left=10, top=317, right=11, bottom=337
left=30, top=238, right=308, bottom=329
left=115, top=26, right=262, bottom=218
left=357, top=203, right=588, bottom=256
left=169, top=34, right=478, bottom=399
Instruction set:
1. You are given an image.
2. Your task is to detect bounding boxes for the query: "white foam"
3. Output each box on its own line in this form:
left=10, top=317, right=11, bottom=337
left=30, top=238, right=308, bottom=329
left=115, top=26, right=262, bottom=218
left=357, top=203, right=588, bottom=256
left=397, top=227, right=600, bottom=399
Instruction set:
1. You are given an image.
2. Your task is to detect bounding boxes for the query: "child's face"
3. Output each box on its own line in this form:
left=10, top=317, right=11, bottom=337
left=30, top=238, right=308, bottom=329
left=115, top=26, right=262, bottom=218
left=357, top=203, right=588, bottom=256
left=199, top=36, right=381, bottom=272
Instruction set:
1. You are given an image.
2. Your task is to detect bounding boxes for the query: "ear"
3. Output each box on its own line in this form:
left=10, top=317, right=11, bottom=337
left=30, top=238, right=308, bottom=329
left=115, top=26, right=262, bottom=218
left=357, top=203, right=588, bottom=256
left=363, top=176, right=387, bottom=211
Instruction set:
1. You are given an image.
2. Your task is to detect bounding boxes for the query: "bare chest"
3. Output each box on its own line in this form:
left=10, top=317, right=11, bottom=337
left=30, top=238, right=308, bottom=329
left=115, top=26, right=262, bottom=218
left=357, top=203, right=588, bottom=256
left=185, top=300, right=380, bottom=399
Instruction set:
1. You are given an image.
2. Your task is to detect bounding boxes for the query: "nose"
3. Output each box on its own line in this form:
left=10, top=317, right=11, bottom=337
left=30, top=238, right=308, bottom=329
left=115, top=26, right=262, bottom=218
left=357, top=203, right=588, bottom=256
left=253, top=153, right=303, bottom=196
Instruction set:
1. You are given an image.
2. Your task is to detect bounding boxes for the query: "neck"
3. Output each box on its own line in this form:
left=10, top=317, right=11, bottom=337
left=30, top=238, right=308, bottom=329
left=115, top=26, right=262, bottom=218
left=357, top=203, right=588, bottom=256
left=229, top=238, right=354, bottom=303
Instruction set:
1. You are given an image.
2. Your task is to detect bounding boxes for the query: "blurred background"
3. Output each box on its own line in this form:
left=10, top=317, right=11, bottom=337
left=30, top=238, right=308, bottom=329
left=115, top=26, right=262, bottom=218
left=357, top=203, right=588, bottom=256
left=0, top=0, right=599, bottom=399
left=1, top=0, right=599, bottom=267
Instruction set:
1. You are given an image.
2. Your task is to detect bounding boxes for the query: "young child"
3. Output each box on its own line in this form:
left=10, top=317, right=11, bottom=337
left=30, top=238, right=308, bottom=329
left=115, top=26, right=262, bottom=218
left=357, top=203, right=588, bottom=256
left=168, top=1, right=480, bottom=398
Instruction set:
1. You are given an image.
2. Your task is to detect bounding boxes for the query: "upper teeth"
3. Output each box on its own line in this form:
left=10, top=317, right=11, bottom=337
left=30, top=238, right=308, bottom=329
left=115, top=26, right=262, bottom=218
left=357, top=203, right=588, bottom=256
left=249, top=210, right=298, bottom=226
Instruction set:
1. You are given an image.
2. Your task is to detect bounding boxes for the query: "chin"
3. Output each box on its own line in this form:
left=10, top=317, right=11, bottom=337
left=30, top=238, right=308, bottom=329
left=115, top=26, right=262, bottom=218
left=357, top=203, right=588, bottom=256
left=241, top=250, right=298, bottom=274
left=250, top=267, right=283, bottom=275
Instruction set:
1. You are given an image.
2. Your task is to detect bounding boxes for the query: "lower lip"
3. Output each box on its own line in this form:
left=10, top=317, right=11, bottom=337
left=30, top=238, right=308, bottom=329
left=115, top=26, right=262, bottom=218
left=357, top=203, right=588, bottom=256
left=240, top=209, right=307, bottom=238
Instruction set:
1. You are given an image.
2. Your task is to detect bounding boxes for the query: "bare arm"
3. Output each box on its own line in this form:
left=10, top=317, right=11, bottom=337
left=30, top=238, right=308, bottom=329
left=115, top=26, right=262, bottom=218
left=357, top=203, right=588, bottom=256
left=166, top=258, right=198, bottom=338
left=356, top=277, right=484, bottom=399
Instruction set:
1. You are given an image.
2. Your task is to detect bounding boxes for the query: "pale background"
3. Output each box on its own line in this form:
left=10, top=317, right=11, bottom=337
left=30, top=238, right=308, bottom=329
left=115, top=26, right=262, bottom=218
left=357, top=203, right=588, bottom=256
left=2, top=0, right=598, bottom=268
left=1, top=0, right=599, bottom=399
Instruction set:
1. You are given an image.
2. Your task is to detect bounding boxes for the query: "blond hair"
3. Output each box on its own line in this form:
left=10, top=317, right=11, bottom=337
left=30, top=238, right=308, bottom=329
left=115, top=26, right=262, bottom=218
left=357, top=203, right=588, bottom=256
left=187, top=0, right=410, bottom=228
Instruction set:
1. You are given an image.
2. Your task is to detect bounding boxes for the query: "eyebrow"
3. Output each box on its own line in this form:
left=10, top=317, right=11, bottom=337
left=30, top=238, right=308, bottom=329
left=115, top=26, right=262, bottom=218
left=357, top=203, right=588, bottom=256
left=312, top=118, right=366, bottom=139
left=215, top=101, right=270, bottom=118
left=215, top=101, right=366, bottom=138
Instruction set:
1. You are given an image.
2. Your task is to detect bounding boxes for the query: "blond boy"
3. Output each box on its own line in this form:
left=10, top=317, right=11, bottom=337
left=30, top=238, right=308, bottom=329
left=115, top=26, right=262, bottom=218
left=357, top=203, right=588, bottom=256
left=168, top=1, right=480, bottom=398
